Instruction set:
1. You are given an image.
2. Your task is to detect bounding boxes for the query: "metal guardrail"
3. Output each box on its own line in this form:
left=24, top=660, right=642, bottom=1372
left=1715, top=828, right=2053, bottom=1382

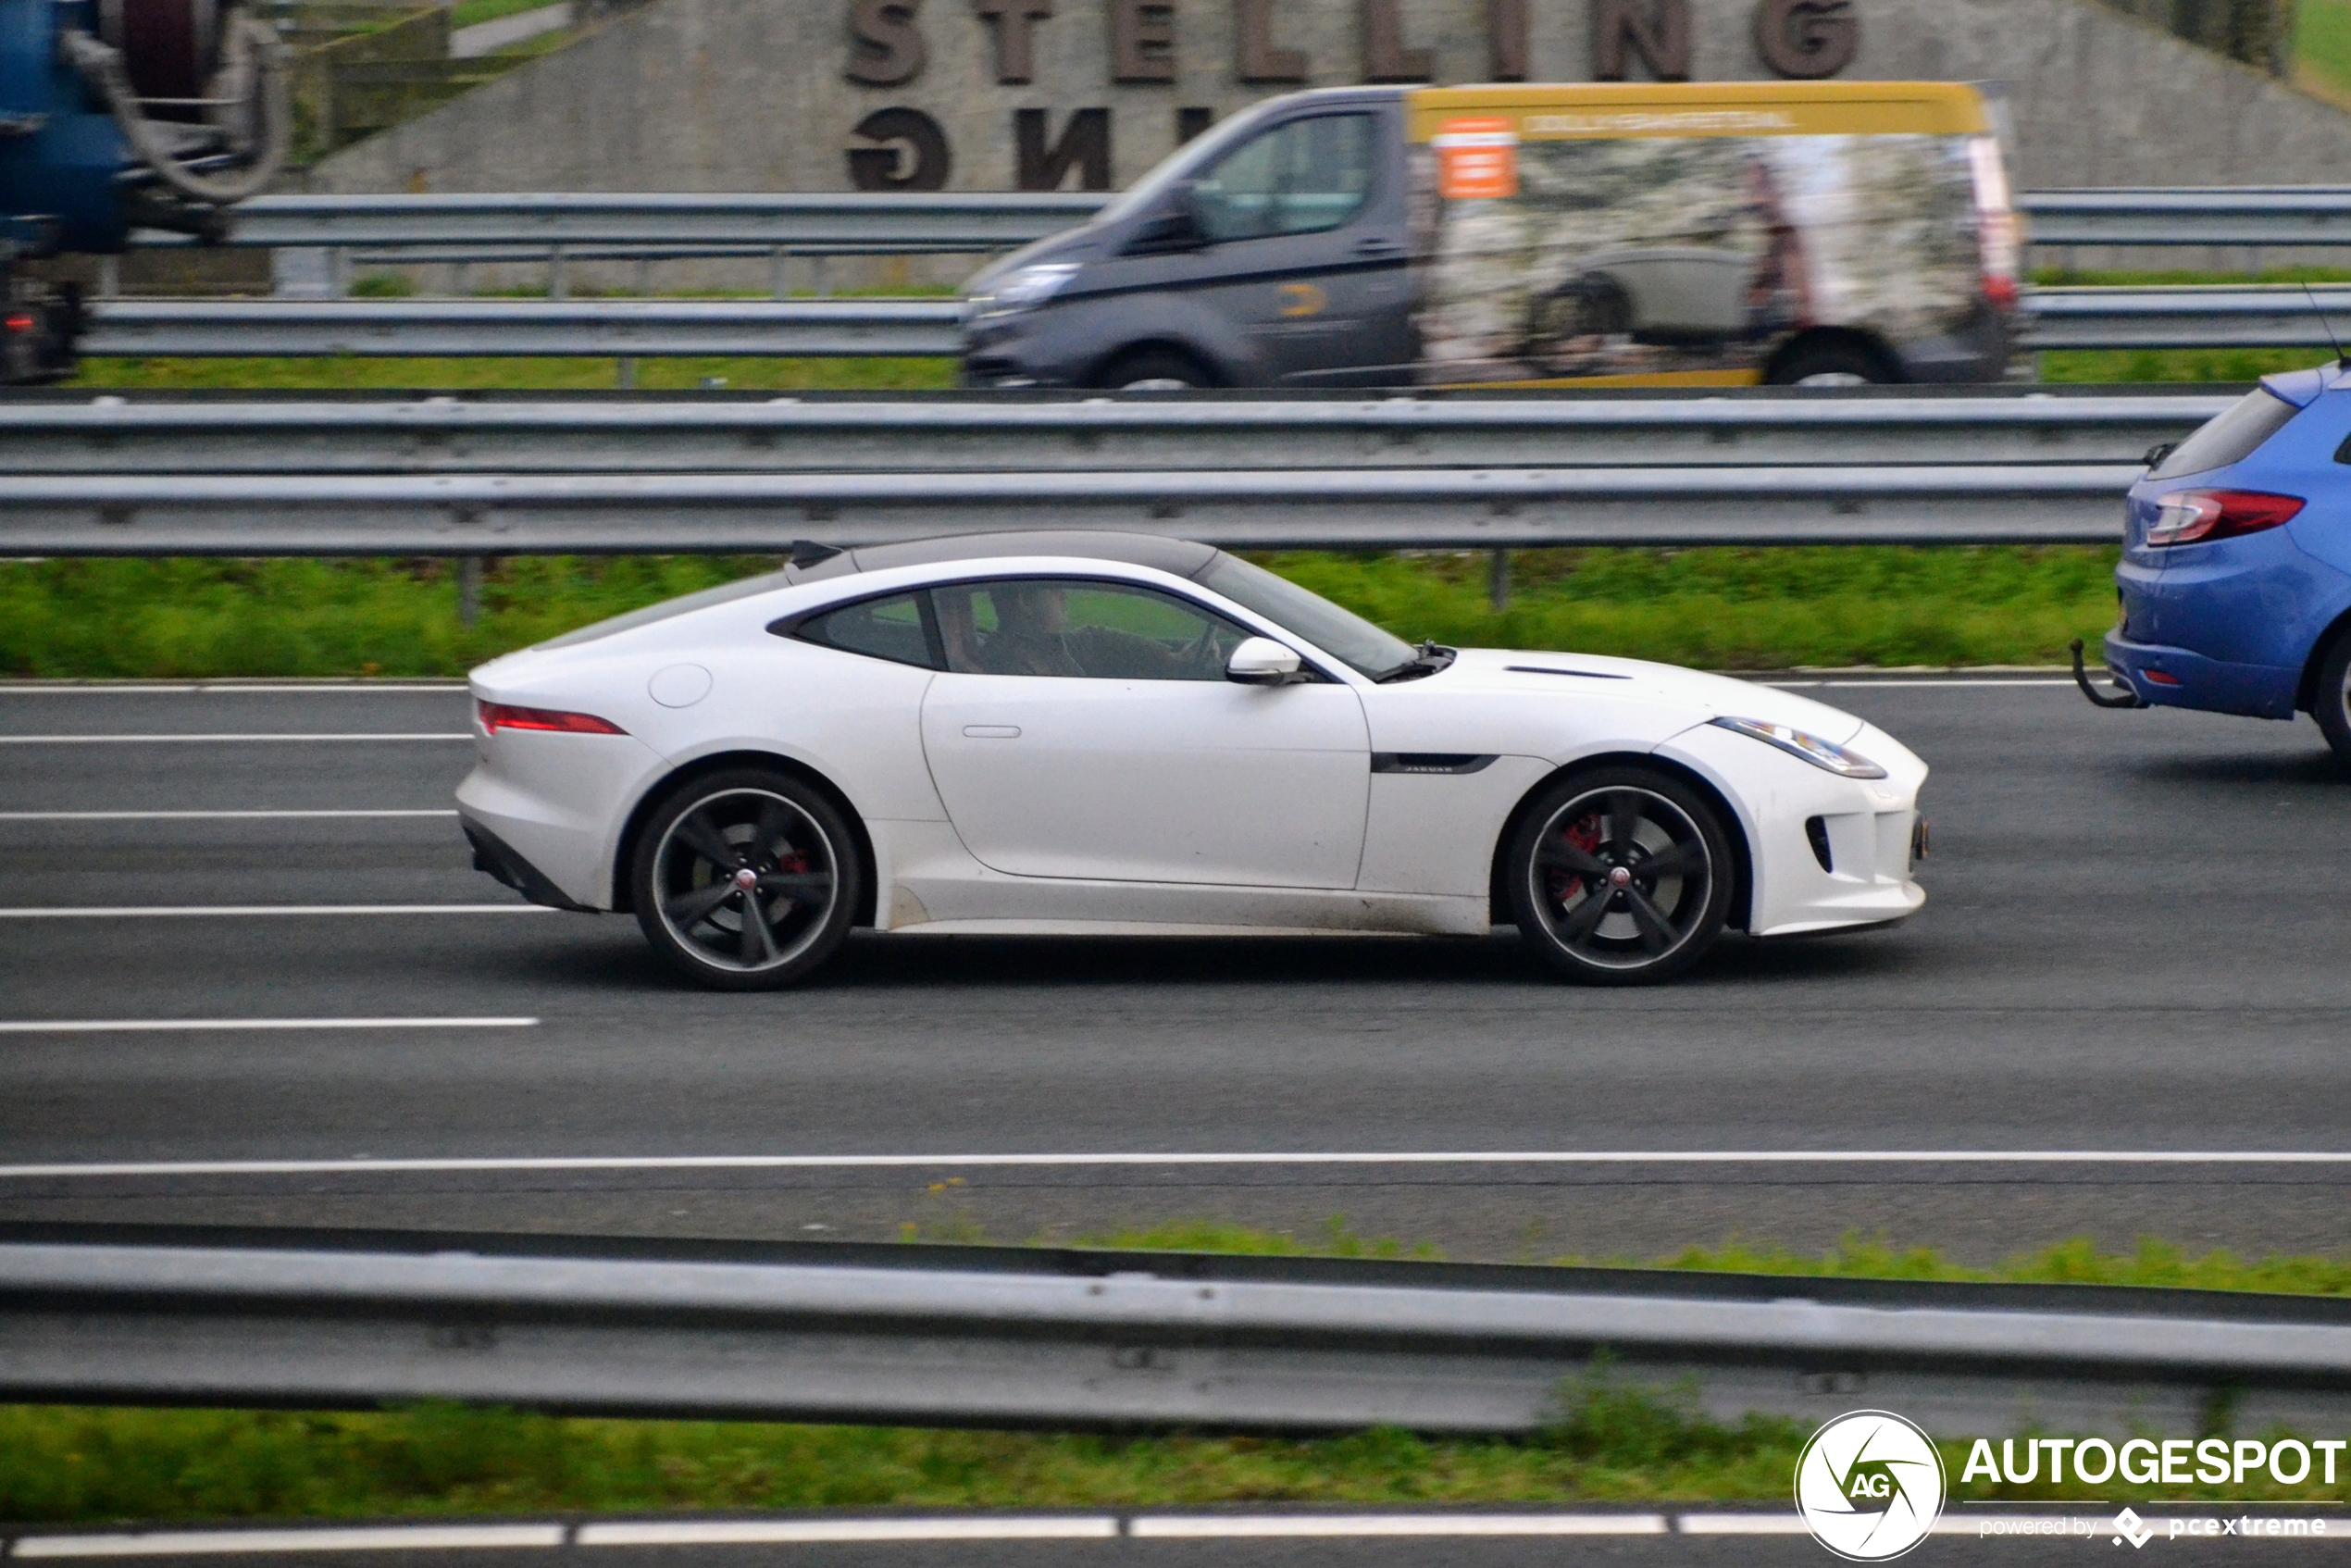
left=0, top=464, right=2143, bottom=554
left=80, top=298, right=965, bottom=357
left=118, top=188, right=2351, bottom=255
left=75, top=288, right=2351, bottom=358
left=2025, top=284, right=2351, bottom=351
left=2020, top=187, right=2351, bottom=247
left=6, top=1238, right=2351, bottom=1433
left=134, top=192, right=1113, bottom=251
left=0, top=393, right=2232, bottom=474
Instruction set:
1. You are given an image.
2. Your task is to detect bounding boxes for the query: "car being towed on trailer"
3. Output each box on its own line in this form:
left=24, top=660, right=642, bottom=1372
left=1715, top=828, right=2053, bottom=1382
left=457, top=532, right=1927, bottom=989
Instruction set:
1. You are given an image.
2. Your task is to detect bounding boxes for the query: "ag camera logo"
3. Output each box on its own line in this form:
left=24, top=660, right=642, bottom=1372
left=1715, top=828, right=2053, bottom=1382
left=1795, top=1410, right=1947, bottom=1560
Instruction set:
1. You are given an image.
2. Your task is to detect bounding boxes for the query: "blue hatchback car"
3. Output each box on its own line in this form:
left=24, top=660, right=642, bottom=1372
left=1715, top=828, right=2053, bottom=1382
left=2096, top=364, right=2351, bottom=765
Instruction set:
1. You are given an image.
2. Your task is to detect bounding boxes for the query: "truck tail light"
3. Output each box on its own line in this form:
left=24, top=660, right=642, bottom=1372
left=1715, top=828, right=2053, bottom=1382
left=2145, top=490, right=2305, bottom=547
left=478, top=702, right=628, bottom=736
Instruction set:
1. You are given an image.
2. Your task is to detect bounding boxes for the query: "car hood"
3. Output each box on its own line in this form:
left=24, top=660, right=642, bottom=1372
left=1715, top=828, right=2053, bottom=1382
left=1432, top=648, right=1870, bottom=744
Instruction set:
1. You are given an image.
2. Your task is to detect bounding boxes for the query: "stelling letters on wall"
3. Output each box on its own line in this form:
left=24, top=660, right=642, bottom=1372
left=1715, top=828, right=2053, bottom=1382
left=842, top=0, right=1863, bottom=192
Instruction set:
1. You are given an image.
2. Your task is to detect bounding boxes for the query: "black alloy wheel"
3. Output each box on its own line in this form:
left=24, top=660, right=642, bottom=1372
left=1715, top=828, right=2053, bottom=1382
left=2316, top=628, right=2351, bottom=769
left=1505, top=766, right=1735, bottom=985
left=631, top=769, right=860, bottom=989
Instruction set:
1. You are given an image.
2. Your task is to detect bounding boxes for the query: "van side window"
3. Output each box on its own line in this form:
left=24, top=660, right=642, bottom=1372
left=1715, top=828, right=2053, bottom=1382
left=1192, top=114, right=1375, bottom=243
left=790, top=591, right=941, bottom=669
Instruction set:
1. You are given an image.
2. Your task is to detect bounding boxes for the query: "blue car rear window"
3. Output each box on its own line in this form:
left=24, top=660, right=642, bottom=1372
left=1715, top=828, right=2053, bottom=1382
left=2152, top=388, right=2298, bottom=479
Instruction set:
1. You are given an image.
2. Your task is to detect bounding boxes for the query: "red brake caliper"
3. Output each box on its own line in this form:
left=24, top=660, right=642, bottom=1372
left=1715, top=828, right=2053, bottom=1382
left=1548, top=815, right=1605, bottom=906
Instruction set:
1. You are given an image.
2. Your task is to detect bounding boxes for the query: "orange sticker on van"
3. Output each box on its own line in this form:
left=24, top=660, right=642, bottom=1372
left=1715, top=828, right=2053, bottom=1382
left=1433, top=116, right=1517, bottom=199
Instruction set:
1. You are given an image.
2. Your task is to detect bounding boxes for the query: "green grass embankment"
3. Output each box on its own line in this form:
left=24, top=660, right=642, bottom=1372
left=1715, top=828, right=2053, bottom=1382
left=6, top=1234, right=2351, bottom=1525
left=0, top=547, right=2121, bottom=680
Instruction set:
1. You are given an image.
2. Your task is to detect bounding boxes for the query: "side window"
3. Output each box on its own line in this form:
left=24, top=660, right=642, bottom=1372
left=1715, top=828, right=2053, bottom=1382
left=791, top=591, right=939, bottom=669
left=932, top=579, right=1255, bottom=681
left=1192, top=114, right=1376, bottom=243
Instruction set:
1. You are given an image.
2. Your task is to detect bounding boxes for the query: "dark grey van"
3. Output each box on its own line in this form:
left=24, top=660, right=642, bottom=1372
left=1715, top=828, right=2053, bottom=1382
left=958, top=81, right=2020, bottom=391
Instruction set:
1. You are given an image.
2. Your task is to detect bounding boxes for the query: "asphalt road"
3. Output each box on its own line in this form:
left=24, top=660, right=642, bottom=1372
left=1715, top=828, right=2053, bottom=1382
left=3, top=677, right=2349, bottom=1262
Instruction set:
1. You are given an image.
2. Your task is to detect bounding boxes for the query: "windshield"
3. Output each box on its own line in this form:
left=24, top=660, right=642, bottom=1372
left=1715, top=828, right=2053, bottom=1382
left=2150, top=388, right=2300, bottom=479
left=1197, top=554, right=1416, bottom=678
left=1090, top=106, right=1271, bottom=226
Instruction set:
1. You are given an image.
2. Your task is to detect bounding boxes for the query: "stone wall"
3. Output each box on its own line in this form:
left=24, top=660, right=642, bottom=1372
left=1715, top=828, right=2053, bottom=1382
left=305, top=0, right=2351, bottom=291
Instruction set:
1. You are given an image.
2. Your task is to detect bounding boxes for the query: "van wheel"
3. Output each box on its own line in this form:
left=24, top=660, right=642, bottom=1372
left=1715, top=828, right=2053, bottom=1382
left=1769, top=340, right=1897, bottom=387
left=1098, top=349, right=1213, bottom=391
left=2315, top=628, right=2351, bottom=768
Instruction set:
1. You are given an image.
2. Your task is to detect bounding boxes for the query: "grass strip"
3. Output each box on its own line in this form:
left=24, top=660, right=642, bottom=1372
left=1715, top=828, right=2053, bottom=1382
left=0, top=547, right=2121, bottom=680
left=8, top=1232, right=2351, bottom=1524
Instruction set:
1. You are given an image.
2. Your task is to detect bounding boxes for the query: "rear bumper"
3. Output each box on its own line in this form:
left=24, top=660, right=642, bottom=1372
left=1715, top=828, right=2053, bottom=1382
left=2101, top=630, right=2299, bottom=719
left=461, top=817, right=599, bottom=913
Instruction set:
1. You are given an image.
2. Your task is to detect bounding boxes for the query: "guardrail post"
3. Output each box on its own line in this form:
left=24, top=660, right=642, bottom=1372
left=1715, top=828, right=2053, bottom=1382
left=548, top=246, right=569, bottom=303
left=1488, top=549, right=1511, bottom=611
left=616, top=356, right=637, bottom=390
left=453, top=261, right=472, bottom=298
left=329, top=247, right=351, bottom=299
left=96, top=256, right=119, bottom=300
left=456, top=555, right=483, bottom=628
left=812, top=255, right=830, bottom=298
left=771, top=247, right=790, bottom=300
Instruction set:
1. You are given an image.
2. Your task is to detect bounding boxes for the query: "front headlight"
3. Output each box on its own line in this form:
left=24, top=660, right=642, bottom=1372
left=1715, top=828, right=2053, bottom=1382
left=961, top=262, right=1082, bottom=323
left=1710, top=716, right=1888, bottom=779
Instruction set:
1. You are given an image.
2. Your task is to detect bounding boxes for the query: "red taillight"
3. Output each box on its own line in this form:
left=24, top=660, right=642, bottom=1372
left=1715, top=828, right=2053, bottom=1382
left=1982, top=273, right=2019, bottom=308
left=478, top=701, right=628, bottom=736
left=2145, top=489, right=2305, bottom=547
left=4, top=314, right=32, bottom=334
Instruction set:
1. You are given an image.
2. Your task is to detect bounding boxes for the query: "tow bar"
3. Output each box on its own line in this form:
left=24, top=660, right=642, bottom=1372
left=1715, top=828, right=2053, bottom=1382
left=2070, top=639, right=2146, bottom=709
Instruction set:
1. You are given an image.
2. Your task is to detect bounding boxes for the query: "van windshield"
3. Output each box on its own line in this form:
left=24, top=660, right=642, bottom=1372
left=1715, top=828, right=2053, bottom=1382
left=1091, top=108, right=1268, bottom=226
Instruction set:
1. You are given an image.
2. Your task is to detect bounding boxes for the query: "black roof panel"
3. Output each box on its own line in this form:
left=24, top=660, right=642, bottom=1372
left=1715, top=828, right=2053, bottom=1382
left=792, top=531, right=1223, bottom=583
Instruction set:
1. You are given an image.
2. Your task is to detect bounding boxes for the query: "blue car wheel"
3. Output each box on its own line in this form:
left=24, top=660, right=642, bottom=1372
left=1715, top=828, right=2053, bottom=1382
left=2316, top=631, right=2351, bottom=767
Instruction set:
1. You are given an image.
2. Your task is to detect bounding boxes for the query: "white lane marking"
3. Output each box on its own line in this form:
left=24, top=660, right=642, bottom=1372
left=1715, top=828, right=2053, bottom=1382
left=1129, top=1514, right=1667, bottom=1537
left=1756, top=678, right=2075, bottom=690
left=9, top=1525, right=566, bottom=1557
left=0, top=1017, right=537, bottom=1035
left=3, top=1150, right=2347, bottom=1180
left=578, top=1519, right=1118, bottom=1546
left=1677, top=1514, right=1814, bottom=1534
left=0, top=733, right=468, bottom=744
left=0, top=904, right=551, bottom=919
left=0, top=684, right=466, bottom=695
left=0, top=811, right=459, bottom=822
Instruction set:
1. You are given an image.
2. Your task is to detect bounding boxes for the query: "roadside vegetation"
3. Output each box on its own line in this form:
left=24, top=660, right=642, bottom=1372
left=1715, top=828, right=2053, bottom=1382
left=0, top=546, right=2121, bottom=679
left=6, top=1233, right=2349, bottom=1525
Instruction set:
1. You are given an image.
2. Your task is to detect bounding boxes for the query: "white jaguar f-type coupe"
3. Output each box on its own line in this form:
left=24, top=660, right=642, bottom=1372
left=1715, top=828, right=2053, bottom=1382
left=457, top=532, right=1926, bottom=989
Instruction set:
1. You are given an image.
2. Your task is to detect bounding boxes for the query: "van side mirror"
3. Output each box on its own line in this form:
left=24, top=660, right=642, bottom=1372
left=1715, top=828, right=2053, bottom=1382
left=1225, top=637, right=1301, bottom=685
left=1127, top=182, right=1207, bottom=255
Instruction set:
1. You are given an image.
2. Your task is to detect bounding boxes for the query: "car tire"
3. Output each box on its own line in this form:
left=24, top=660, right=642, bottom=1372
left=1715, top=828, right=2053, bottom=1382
left=1768, top=339, right=1896, bottom=387
left=2315, top=629, right=2351, bottom=768
left=630, top=768, right=862, bottom=990
left=1096, top=349, right=1213, bottom=392
left=1505, top=765, right=1735, bottom=986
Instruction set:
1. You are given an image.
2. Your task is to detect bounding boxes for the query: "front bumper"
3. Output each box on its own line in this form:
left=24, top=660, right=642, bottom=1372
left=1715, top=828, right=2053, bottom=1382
left=2101, top=629, right=2299, bottom=719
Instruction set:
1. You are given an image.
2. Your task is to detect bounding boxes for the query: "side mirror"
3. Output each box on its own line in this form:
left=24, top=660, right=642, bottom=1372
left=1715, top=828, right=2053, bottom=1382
left=1127, top=182, right=1207, bottom=255
left=1225, top=637, right=1301, bottom=686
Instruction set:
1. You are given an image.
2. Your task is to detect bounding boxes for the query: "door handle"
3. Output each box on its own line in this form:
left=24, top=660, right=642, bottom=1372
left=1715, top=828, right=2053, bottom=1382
left=963, top=725, right=1021, bottom=739
left=1354, top=235, right=1401, bottom=255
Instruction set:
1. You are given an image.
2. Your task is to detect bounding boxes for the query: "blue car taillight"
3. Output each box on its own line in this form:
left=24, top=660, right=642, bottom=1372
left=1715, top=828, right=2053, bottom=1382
left=2144, top=489, right=2305, bottom=548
